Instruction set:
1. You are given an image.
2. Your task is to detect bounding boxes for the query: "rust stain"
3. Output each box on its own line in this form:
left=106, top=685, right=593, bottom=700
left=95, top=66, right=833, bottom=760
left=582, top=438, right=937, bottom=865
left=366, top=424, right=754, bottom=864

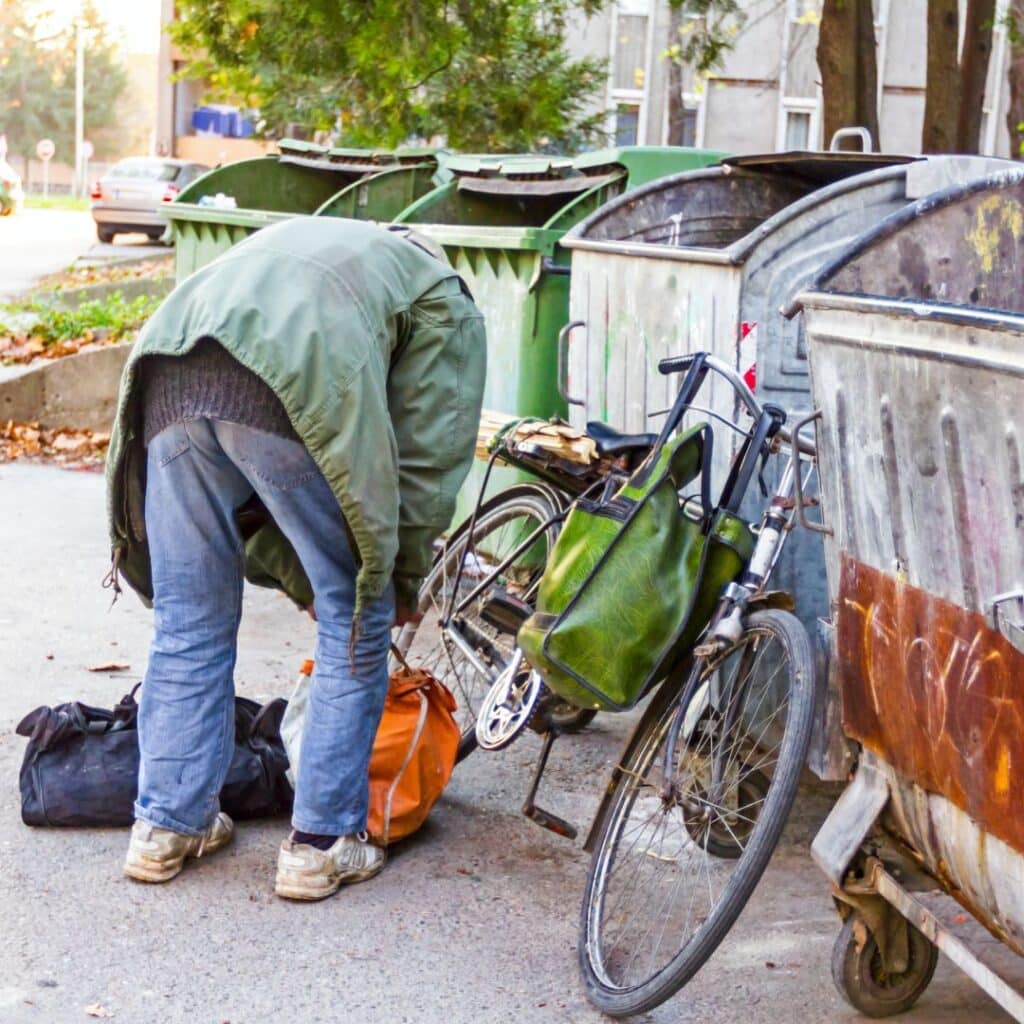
left=838, top=556, right=1024, bottom=857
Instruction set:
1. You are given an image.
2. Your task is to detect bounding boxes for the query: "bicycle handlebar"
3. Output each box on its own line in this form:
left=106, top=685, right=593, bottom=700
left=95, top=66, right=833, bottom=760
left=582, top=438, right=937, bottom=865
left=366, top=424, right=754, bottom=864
left=658, top=352, right=817, bottom=458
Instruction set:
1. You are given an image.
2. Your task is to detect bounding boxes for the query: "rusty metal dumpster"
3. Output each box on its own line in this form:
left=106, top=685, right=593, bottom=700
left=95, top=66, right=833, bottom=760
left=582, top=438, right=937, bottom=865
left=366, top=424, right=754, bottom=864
left=798, top=167, right=1024, bottom=1019
left=560, top=153, right=1014, bottom=778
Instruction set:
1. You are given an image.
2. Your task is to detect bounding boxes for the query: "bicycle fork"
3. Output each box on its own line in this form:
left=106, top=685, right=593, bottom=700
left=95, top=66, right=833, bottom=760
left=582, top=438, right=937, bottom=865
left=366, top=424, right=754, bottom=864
left=659, top=456, right=802, bottom=803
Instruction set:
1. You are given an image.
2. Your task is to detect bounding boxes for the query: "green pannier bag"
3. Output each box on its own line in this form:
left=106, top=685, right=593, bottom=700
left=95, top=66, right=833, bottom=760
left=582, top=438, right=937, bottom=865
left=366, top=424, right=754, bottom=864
left=517, top=424, right=755, bottom=712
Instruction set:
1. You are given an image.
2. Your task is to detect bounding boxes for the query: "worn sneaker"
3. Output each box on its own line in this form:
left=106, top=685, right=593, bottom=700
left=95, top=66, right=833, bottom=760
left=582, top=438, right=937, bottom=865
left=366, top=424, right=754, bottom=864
left=275, top=832, right=385, bottom=901
left=123, top=812, right=234, bottom=883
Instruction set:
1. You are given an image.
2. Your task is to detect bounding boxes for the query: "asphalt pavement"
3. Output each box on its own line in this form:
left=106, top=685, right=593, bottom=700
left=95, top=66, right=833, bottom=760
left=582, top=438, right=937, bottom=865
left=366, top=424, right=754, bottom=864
left=0, top=467, right=1012, bottom=1024
left=0, top=214, right=1013, bottom=1023
left=0, top=209, right=167, bottom=302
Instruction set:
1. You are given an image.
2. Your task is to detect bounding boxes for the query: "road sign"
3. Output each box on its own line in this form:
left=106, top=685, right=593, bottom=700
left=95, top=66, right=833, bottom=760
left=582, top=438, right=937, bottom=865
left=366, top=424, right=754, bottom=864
left=36, top=139, right=55, bottom=199
left=81, top=139, right=94, bottom=160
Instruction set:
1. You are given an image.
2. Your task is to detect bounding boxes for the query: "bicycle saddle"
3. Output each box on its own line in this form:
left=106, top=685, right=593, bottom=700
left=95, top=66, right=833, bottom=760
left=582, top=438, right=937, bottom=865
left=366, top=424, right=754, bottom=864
left=585, top=421, right=658, bottom=457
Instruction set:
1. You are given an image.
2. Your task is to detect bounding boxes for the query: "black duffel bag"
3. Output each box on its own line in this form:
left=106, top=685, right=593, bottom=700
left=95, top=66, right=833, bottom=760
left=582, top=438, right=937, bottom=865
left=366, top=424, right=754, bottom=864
left=16, top=686, right=292, bottom=827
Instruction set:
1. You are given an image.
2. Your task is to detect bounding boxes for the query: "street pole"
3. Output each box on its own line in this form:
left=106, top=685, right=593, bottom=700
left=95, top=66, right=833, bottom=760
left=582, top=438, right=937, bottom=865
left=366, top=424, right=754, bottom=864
left=74, top=19, right=84, bottom=197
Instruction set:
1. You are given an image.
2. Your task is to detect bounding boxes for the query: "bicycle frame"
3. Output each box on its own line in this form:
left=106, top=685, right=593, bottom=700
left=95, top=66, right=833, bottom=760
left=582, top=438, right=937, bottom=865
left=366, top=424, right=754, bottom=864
left=658, top=408, right=820, bottom=804
left=437, top=456, right=569, bottom=644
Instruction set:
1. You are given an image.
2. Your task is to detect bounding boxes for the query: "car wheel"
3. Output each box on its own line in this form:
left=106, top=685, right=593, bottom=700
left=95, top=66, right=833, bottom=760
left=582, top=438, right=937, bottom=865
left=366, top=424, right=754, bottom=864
left=97, top=226, right=116, bottom=243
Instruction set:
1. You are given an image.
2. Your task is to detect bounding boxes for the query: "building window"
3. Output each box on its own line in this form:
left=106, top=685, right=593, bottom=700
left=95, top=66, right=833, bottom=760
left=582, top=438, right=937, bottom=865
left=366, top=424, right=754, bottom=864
left=784, top=110, right=812, bottom=150
left=615, top=103, right=641, bottom=146
left=681, top=107, right=699, bottom=147
left=778, top=98, right=820, bottom=151
left=608, top=0, right=652, bottom=145
left=787, top=0, right=822, bottom=22
left=613, top=14, right=649, bottom=91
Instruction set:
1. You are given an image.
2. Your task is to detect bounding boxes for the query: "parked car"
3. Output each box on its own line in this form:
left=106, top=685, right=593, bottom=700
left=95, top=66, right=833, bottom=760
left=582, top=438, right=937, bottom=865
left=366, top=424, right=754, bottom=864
left=0, top=158, right=25, bottom=216
left=90, top=157, right=210, bottom=243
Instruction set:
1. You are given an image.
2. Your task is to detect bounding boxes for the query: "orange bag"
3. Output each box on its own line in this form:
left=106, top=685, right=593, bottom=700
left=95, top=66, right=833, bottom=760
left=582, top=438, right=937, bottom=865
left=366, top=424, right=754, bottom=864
left=367, top=651, right=460, bottom=844
left=285, top=652, right=460, bottom=845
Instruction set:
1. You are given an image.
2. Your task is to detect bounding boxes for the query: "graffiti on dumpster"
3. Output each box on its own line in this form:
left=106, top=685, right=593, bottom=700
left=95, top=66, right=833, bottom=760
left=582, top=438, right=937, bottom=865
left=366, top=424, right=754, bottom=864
left=837, top=555, right=1024, bottom=856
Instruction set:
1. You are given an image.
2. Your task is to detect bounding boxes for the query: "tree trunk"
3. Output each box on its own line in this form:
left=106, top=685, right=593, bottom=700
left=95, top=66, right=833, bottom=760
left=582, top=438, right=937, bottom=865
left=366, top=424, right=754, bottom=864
left=922, top=0, right=961, bottom=152
left=817, top=0, right=879, bottom=149
left=853, top=0, right=880, bottom=148
left=956, top=0, right=997, bottom=151
left=666, top=2, right=686, bottom=146
left=818, top=0, right=859, bottom=143
left=1008, top=0, right=1024, bottom=158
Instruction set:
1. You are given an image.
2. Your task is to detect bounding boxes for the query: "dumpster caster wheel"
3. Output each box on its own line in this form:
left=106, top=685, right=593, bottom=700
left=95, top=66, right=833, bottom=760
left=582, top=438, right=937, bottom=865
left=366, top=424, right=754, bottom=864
left=832, top=912, right=938, bottom=1018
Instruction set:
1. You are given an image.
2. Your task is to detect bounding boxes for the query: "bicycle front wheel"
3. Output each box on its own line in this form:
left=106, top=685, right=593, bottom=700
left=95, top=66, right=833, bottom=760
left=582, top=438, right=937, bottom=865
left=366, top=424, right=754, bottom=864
left=394, top=484, right=561, bottom=762
left=579, top=608, right=816, bottom=1016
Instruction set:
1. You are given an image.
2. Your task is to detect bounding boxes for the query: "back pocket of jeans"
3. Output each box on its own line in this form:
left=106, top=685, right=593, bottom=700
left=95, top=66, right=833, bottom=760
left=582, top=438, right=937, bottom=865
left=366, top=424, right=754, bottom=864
left=238, top=433, right=320, bottom=491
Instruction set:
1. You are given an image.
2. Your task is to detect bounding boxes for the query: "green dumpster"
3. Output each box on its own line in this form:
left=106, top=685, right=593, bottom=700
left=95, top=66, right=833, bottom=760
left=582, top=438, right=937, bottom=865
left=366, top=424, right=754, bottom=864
left=392, top=146, right=727, bottom=510
left=168, top=141, right=441, bottom=281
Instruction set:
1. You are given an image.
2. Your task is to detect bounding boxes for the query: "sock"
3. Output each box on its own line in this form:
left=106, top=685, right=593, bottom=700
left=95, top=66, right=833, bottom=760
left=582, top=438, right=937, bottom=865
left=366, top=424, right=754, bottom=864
left=291, top=830, right=339, bottom=851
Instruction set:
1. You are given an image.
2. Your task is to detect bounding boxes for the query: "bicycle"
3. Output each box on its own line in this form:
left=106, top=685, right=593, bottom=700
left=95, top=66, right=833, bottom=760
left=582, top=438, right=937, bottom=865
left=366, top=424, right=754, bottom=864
left=393, top=412, right=656, bottom=766
left=573, top=352, right=820, bottom=1016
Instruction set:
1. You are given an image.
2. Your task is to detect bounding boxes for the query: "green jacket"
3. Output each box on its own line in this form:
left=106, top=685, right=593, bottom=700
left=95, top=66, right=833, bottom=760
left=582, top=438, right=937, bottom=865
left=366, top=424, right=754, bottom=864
left=106, top=217, right=486, bottom=613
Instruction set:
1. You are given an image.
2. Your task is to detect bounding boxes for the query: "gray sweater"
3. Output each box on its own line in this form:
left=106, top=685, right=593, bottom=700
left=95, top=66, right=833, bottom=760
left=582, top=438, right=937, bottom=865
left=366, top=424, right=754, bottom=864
left=141, top=337, right=298, bottom=445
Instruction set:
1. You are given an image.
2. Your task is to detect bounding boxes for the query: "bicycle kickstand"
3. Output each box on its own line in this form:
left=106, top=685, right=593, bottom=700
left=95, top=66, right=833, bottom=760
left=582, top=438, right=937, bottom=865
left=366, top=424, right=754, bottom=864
left=521, top=730, right=578, bottom=840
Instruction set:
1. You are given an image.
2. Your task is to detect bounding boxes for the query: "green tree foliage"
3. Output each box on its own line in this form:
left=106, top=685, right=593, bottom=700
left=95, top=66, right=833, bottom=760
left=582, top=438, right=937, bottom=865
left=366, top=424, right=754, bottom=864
left=0, top=1, right=128, bottom=166
left=665, top=0, right=745, bottom=77
left=171, top=0, right=610, bottom=151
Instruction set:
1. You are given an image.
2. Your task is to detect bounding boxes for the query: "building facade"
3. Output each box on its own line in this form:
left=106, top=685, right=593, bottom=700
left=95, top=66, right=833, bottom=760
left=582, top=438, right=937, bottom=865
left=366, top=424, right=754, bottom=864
left=569, top=0, right=1016, bottom=158
left=155, top=0, right=270, bottom=166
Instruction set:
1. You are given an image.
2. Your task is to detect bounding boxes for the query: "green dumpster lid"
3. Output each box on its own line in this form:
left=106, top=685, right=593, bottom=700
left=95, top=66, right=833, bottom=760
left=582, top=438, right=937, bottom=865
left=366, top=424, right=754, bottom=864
left=277, top=139, right=329, bottom=157
left=443, top=154, right=575, bottom=177
left=457, top=171, right=621, bottom=197
left=573, top=146, right=729, bottom=187
left=394, top=146, right=441, bottom=160
left=326, top=147, right=394, bottom=161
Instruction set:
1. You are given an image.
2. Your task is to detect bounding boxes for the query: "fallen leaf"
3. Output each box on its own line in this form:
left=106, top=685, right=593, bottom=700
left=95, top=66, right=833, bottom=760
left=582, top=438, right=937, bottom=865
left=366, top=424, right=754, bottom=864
left=87, top=662, right=130, bottom=672
left=51, top=433, right=90, bottom=452
left=84, top=1004, right=114, bottom=1018
left=765, top=961, right=776, bottom=969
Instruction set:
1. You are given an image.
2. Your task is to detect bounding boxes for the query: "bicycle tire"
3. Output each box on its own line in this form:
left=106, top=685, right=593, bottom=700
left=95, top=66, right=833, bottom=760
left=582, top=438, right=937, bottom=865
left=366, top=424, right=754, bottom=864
left=578, top=608, right=816, bottom=1016
left=394, top=484, right=562, bottom=763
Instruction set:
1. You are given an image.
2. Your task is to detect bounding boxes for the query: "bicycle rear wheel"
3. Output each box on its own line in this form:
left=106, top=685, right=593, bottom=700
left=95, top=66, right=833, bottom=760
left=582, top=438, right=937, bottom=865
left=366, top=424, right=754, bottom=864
left=579, top=608, right=816, bottom=1016
left=394, top=484, right=561, bottom=761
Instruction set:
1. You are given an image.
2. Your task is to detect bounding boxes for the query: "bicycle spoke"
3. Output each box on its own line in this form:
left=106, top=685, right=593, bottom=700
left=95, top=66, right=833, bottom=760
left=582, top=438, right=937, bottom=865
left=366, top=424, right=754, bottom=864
left=583, top=611, right=816, bottom=1012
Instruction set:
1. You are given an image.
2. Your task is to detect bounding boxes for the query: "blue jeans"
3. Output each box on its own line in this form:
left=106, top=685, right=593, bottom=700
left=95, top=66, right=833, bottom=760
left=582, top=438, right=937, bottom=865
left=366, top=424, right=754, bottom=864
left=138, top=418, right=394, bottom=837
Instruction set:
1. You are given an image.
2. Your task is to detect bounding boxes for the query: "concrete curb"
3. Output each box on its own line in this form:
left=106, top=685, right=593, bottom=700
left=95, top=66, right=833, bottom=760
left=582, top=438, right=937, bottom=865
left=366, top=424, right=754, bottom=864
left=36, top=276, right=173, bottom=310
left=0, top=342, right=132, bottom=431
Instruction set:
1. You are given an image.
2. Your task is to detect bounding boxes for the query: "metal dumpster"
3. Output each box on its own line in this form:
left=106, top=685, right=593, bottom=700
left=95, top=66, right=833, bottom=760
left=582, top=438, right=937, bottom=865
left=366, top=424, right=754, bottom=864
left=393, top=146, right=727, bottom=508
left=168, top=142, right=440, bottom=281
left=799, top=167, right=1024, bottom=1019
left=560, top=153, right=1014, bottom=777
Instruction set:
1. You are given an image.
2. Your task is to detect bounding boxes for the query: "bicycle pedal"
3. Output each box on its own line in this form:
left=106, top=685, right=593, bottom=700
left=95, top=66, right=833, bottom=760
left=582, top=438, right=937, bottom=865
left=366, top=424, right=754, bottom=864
left=522, top=803, right=578, bottom=840
left=479, top=588, right=531, bottom=633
